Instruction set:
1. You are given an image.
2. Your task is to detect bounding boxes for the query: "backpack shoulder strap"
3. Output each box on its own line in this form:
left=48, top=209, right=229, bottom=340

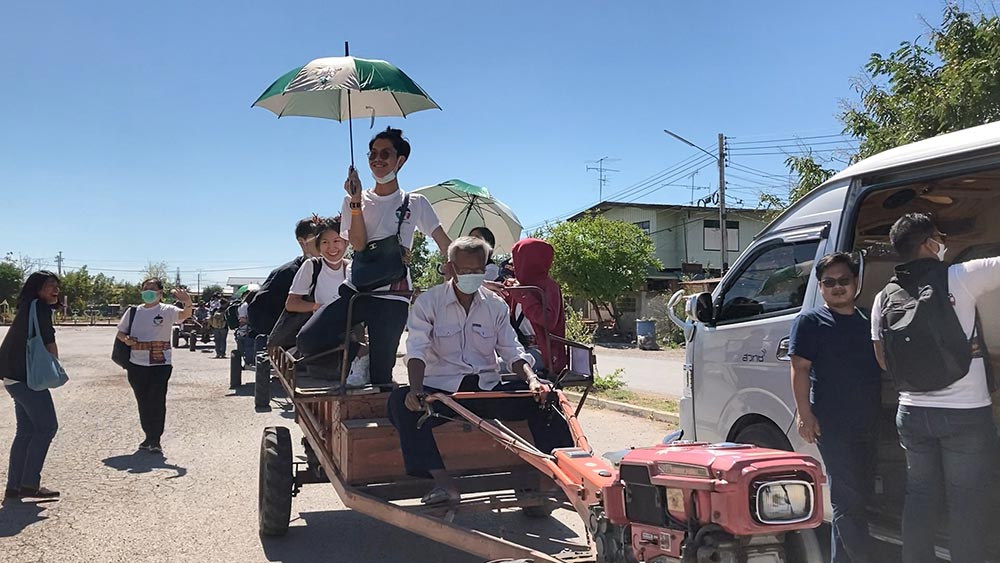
left=307, top=257, right=323, bottom=300
left=127, top=306, right=137, bottom=334
left=395, top=193, right=411, bottom=238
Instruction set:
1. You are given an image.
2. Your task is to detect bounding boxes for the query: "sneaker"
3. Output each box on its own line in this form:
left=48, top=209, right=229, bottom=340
left=346, top=355, right=370, bottom=388
left=19, top=486, right=59, bottom=499
left=147, top=444, right=163, bottom=454
left=138, top=440, right=151, bottom=451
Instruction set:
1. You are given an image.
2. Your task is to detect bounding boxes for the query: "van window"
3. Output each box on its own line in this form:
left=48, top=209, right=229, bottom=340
left=717, top=240, right=820, bottom=322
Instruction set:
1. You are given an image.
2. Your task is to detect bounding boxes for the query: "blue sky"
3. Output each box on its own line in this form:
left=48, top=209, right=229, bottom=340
left=1, top=0, right=948, bottom=287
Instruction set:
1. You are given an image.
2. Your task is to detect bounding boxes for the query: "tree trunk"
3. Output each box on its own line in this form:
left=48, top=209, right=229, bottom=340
left=589, top=300, right=604, bottom=323
left=606, top=302, right=624, bottom=335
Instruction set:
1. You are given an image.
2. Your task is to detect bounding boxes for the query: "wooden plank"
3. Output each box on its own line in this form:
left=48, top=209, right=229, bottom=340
left=342, top=418, right=532, bottom=485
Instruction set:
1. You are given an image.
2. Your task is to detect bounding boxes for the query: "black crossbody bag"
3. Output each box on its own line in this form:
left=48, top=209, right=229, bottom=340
left=112, top=306, right=138, bottom=369
left=351, top=193, right=410, bottom=292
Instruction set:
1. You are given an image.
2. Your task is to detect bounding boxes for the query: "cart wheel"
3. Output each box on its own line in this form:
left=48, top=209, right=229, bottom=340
left=230, top=351, right=242, bottom=389
left=258, top=426, right=293, bottom=536
left=172, top=327, right=180, bottom=348
left=518, top=486, right=561, bottom=518
left=255, top=359, right=271, bottom=409
left=189, top=334, right=197, bottom=351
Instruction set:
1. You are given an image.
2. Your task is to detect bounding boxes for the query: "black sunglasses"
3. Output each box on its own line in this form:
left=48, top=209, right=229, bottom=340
left=367, top=148, right=396, bottom=161
left=820, top=276, right=853, bottom=288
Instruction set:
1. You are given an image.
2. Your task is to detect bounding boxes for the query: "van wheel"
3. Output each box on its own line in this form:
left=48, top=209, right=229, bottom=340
left=259, top=426, right=293, bottom=536
left=734, top=423, right=791, bottom=451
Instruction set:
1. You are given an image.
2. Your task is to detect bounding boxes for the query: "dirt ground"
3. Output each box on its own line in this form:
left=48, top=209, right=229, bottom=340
left=0, top=327, right=675, bottom=563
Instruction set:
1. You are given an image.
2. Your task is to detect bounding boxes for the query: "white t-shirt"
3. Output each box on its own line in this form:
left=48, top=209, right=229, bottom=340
left=340, top=189, right=441, bottom=302
left=289, top=258, right=350, bottom=306
left=117, top=304, right=182, bottom=366
left=238, top=302, right=249, bottom=320
left=871, top=257, right=1000, bottom=409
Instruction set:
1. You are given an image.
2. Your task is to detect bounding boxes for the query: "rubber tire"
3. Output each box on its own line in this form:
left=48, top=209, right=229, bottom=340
left=783, top=528, right=825, bottom=563
left=734, top=422, right=791, bottom=451
left=171, top=327, right=180, bottom=349
left=258, top=426, right=293, bottom=536
left=189, top=334, right=197, bottom=351
left=229, top=351, right=242, bottom=389
left=254, top=359, right=271, bottom=409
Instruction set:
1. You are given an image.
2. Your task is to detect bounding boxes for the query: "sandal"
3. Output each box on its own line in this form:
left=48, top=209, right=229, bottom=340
left=420, top=487, right=459, bottom=505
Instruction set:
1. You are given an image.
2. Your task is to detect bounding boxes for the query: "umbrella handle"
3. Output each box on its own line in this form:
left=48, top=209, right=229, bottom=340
left=346, top=41, right=354, bottom=168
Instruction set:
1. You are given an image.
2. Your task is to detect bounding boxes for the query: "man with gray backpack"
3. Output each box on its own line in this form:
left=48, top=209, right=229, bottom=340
left=871, top=212, right=1000, bottom=563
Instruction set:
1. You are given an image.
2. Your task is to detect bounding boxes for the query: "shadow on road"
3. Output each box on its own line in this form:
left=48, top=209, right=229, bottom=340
left=101, top=452, right=188, bottom=479
left=260, top=507, right=582, bottom=562
left=0, top=500, right=52, bottom=537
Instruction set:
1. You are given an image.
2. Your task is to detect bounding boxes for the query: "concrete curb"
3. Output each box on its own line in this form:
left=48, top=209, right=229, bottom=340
left=564, top=391, right=679, bottom=425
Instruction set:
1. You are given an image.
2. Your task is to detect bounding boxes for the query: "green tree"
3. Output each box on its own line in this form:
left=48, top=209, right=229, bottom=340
left=843, top=5, right=1000, bottom=159
left=201, top=284, right=224, bottom=303
left=408, top=231, right=433, bottom=286
left=773, top=5, right=1000, bottom=211
left=61, top=266, right=94, bottom=313
left=91, top=273, right=117, bottom=305
left=0, top=260, right=24, bottom=306
left=546, top=214, right=661, bottom=332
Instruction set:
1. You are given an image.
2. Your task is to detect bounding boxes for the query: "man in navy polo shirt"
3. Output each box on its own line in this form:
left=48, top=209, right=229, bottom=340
left=789, top=252, right=882, bottom=563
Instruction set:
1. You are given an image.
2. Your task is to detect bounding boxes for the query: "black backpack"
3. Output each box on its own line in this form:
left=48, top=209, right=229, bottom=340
left=225, top=302, right=242, bottom=330
left=880, top=259, right=979, bottom=392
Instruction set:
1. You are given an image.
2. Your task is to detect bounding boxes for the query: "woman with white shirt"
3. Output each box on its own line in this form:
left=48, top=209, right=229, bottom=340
left=297, top=128, right=451, bottom=388
left=285, top=216, right=349, bottom=312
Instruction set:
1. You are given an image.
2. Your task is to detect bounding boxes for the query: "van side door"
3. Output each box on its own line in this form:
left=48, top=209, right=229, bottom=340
left=691, top=224, right=829, bottom=444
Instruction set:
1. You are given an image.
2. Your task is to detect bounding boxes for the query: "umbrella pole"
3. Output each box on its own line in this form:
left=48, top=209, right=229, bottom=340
left=345, top=41, right=355, bottom=168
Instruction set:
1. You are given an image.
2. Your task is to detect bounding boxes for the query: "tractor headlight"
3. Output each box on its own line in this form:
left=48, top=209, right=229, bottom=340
left=754, top=480, right=813, bottom=524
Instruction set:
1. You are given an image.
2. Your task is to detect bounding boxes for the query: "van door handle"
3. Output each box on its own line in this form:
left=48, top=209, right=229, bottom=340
left=776, top=338, right=791, bottom=362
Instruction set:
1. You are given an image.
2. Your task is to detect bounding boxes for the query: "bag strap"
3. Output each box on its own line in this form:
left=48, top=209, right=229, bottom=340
left=395, top=193, right=411, bottom=239
left=126, top=306, right=137, bottom=336
left=27, top=299, right=40, bottom=340
left=307, top=257, right=323, bottom=301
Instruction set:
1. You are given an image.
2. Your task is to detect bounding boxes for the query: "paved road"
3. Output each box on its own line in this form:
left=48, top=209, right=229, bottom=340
left=0, top=327, right=675, bottom=563
left=593, top=346, right=686, bottom=398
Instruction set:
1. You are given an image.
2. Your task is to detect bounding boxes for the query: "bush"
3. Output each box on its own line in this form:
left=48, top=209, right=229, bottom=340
left=643, top=292, right=687, bottom=349
left=564, top=304, right=594, bottom=345
left=594, top=368, right=626, bottom=391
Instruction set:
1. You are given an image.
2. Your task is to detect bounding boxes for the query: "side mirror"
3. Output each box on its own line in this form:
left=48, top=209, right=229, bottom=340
left=686, top=292, right=715, bottom=324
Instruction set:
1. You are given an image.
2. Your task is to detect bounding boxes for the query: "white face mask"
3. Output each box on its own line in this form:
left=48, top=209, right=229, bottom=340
left=372, top=157, right=401, bottom=185
left=454, top=273, right=486, bottom=295
left=932, top=239, right=948, bottom=261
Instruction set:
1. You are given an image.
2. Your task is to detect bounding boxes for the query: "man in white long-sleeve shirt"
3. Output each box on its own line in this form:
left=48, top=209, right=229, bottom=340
left=871, top=213, right=1000, bottom=563
left=387, top=237, right=573, bottom=505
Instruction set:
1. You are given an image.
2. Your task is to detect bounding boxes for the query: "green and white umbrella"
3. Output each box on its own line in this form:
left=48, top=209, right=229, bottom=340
left=252, top=47, right=439, bottom=164
left=412, top=179, right=523, bottom=254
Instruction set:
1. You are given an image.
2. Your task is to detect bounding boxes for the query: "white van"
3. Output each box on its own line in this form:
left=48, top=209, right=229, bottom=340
left=676, top=120, right=1000, bottom=556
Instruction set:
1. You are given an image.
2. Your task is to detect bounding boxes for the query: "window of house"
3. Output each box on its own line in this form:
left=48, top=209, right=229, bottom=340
left=633, top=221, right=651, bottom=235
left=703, top=219, right=740, bottom=251
left=716, top=240, right=820, bottom=323
left=617, top=296, right=638, bottom=314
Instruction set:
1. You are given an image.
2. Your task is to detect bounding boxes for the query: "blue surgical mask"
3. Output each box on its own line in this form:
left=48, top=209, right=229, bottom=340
left=454, top=273, right=486, bottom=295
left=141, top=290, right=159, bottom=304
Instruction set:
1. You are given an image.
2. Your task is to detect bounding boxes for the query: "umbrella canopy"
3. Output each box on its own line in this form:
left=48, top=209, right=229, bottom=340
left=252, top=56, right=440, bottom=121
left=412, top=180, right=523, bottom=254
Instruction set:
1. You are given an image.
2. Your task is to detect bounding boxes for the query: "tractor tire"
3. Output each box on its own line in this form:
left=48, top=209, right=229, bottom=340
left=230, top=351, right=242, bottom=389
left=254, top=359, right=271, bottom=409
left=783, top=528, right=825, bottom=563
left=258, top=426, right=293, bottom=536
left=189, top=334, right=197, bottom=351
left=171, top=327, right=180, bottom=349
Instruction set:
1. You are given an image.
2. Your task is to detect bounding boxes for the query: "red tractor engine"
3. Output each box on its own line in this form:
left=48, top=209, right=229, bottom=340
left=597, top=442, right=824, bottom=563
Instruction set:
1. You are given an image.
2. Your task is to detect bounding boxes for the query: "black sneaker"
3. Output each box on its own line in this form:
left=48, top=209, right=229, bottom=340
left=138, top=440, right=152, bottom=451
left=147, top=444, right=163, bottom=454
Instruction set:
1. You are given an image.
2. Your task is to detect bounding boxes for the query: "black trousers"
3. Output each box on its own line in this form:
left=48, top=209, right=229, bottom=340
left=387, top=376, right=575, bottom=478
left=126, top=363, right=173, bottom=443
left=297, top=285, right=408, bottom=385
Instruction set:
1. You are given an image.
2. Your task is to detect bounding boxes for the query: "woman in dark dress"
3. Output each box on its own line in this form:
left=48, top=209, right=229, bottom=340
left=1, top=270, right=62, bottom=502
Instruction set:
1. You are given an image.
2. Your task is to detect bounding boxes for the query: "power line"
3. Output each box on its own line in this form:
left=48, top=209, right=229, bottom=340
left=727, top=133, right=852, bottom=145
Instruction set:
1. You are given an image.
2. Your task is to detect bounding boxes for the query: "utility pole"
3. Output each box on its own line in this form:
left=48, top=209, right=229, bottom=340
left=586, top=156, right=620, bottom=202
left=196, top=271, right=202, bottom=295
left=55, top=251, right=63, bottom=276
left=718, top=133, right=728, bottom=273
left=175, top=267, right=182, bottom=288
